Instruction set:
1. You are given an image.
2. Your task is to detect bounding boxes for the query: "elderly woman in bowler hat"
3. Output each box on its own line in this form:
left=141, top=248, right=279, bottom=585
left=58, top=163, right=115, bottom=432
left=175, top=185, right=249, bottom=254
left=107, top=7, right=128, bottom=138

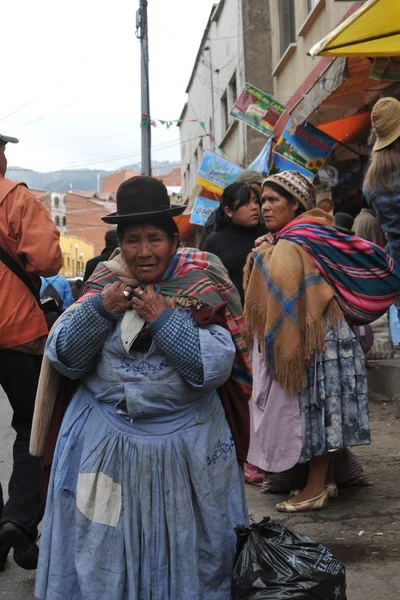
left=244, top=170, right=374, bottom=513
left=35, top=176, right=251, bottom=600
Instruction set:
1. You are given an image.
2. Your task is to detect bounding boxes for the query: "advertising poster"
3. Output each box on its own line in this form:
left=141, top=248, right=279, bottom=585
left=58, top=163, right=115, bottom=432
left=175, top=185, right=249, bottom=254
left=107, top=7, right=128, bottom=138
left=190, top=197, right=219, bottom=227
left=231, top=83, right=286, bottom=136
left=270, top=152, right=314, bottom=180
left=274, top=120, right=336, bottom=175
left=197, top=151, right=243, bottom=195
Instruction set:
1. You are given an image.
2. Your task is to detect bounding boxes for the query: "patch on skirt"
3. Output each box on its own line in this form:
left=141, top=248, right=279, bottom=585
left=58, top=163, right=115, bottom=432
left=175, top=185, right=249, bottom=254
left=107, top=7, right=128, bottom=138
left=77, top=472, right=122, bottom=527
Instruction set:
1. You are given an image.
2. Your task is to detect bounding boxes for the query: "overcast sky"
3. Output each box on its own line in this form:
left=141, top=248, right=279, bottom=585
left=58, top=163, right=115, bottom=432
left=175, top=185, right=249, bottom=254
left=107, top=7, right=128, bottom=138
left=2, top=0, right=215, bottom=172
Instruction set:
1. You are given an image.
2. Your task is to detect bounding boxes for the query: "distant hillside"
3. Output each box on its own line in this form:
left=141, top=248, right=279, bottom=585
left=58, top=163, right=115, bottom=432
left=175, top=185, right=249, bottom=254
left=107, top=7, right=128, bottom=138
left=6, top=161, right=181, bottom=193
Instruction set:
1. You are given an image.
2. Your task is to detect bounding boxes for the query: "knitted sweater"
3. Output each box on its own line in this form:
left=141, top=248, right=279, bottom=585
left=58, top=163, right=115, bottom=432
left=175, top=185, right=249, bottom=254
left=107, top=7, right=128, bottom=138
left=203, top=221, right=267, bottom=303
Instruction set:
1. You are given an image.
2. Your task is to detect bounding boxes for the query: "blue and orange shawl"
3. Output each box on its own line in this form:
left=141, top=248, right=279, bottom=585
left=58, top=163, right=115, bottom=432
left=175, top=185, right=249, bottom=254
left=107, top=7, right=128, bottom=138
left=244, top=209, right=400, bottom=395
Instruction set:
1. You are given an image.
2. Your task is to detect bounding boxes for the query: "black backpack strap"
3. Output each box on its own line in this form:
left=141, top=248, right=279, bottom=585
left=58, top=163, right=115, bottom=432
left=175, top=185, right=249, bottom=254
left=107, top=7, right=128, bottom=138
left=0, top=245, right=41, bottom=304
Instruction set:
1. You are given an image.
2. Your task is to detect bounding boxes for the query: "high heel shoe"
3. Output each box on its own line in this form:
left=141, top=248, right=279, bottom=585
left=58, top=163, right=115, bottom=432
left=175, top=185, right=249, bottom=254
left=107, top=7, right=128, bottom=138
left=276, top=490, right=329, bottom=513
left=289, top=483, right=338, bottom=500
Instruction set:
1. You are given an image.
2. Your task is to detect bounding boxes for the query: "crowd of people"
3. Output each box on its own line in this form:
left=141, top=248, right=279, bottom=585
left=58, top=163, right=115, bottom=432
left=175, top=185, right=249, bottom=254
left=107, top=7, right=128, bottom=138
left=0, top=96, right=400, bottom=598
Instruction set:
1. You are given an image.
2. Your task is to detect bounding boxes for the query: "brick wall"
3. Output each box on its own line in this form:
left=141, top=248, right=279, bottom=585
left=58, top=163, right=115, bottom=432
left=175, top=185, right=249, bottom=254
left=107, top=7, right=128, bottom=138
left=101, top=168, right=182, bottom=193
left=65, top=192, right=114, bottom=255
left=101, top=170, right=140, bottom=193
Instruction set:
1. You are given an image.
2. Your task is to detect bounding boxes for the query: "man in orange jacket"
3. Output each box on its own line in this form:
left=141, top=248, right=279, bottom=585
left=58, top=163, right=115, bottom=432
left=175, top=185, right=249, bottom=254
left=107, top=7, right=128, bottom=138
left=0, top=134, right=62, bottom=571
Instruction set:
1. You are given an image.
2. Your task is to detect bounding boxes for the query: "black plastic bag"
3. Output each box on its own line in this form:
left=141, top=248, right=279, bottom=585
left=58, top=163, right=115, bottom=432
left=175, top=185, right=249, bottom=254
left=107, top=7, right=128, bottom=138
left=232, top=517, right=347, bottom=600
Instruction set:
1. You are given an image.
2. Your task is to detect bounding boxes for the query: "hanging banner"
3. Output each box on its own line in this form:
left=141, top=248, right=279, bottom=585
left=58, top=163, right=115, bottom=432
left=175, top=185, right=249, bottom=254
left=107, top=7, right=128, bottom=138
left=190, top=197, right=219, bottom=227
left=231, top=83, right=286, bottom=136
left=274, top=120, right=336, bottom=175
left=270, top=152, right=314, bottom=179
left=248, top=138, right=272, bottom=175
left=197, top=151, right=243, bottom=195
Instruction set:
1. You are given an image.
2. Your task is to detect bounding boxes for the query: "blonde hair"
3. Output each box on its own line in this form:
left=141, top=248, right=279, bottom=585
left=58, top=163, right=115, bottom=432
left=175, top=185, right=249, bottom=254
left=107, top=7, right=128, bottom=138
left=364, top=138, right=400, bottom=194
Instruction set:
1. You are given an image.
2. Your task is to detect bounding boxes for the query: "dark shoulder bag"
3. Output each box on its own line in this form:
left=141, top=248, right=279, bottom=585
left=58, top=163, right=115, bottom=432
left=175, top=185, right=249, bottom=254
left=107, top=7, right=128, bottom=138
left=0, top=245, right=62, bottom=330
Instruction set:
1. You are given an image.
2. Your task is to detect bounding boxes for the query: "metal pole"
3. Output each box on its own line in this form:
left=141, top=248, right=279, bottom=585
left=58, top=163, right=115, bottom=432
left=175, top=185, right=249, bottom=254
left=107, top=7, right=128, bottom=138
left=139, top=0, right=151, bottom=175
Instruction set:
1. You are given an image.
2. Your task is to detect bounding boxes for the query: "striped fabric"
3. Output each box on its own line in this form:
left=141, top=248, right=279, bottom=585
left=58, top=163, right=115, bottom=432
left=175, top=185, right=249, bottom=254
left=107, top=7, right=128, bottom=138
left=277, top=219, right=400, bottom=325
left=81, top=248, right=252, bottom=398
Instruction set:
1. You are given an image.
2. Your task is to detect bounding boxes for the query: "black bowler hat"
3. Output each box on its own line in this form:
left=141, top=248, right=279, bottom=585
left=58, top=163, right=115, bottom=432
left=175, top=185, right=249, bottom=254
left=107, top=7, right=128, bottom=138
left=335, top=212, right=355, bottom=235
left=102, top=176, right=185, bottom=224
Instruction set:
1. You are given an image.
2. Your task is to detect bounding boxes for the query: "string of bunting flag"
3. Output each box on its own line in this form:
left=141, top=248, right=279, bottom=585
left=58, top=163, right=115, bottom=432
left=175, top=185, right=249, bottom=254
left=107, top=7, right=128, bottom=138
left=140, top=114, right=226, bottom=155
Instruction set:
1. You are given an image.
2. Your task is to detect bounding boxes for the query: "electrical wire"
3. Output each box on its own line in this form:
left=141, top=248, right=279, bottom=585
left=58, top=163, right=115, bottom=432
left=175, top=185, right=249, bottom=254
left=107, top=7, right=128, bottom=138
left=11, top=101, right=78, bottom=130
left=63, top=134, right=204, bottom=169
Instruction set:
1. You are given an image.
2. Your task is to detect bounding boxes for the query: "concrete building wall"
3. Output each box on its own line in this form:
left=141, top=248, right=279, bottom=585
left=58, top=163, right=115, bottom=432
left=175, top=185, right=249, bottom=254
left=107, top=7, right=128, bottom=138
left=41, top=192, right=67, bottom=233
left=180, top=0, right=274, bottom=204
left=269, top=0, right=360, bottom=106
left=180, top=0, right=246, bottom=204
left=242, top=0, right=273, bottom=163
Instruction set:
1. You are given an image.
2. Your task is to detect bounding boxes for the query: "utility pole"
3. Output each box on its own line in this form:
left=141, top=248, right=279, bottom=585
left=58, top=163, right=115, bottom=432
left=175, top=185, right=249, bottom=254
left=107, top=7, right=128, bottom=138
left=137, top=0, right=151, bottom=175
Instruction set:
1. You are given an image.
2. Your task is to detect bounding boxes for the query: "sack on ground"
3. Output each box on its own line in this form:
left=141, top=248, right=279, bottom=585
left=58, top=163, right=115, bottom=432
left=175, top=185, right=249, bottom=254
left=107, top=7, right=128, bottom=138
left=232, top=517, right=347, bottom=600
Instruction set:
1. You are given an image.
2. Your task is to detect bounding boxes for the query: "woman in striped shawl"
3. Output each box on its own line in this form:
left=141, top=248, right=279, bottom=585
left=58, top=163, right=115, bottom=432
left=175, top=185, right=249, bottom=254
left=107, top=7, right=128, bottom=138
left=35, top=177, right=251, bottom=600
left=245, top=170, right=400, bottom=514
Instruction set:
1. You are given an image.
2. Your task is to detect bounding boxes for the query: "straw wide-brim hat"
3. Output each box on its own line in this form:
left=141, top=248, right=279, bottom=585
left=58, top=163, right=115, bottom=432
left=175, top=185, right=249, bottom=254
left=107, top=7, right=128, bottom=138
left=372, top=97, right=400, bottom=151
left=102, top=176, right=185, bottom=224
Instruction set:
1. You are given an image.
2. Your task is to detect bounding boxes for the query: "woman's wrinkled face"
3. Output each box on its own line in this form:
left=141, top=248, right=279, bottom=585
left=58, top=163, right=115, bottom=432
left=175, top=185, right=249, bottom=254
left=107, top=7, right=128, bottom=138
left=224, top=187, right=261, bottom=228
left=121, top=224, right=178, bottom=283
left=261, top=186, right=299, bottom=232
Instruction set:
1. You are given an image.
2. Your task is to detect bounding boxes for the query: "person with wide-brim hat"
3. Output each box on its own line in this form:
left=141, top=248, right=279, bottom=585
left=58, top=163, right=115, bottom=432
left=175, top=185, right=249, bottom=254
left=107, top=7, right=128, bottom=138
left=364, top=97, right=400, bottom=266
left=35, top=175, right=251, bottom=600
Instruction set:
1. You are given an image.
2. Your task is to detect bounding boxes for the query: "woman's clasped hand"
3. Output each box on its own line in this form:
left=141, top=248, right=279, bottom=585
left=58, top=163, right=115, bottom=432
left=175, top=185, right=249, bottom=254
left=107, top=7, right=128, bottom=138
left=100, top=282, right=167, bottom=323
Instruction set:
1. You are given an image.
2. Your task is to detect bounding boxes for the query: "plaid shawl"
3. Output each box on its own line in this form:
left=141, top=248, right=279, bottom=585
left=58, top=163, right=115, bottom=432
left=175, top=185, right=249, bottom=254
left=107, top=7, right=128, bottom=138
left=277, top=209, right=400, bottom=325
left=244, top=234, right=342, bottom=395
left=82, top=247, right=252, bottom=398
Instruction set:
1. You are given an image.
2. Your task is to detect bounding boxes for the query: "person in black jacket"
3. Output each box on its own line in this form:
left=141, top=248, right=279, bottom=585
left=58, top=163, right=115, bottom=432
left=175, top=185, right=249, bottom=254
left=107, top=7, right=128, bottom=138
left=199, top=169, right=264, bottom=249
left=203, top=181, right=267, bottom=304
left=83, top=229, right=118, bottom=283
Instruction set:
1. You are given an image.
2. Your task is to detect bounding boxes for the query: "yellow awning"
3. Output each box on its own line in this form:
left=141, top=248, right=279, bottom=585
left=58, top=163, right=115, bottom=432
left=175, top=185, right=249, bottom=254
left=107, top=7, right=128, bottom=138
left=309, top=0, right=400, bottom=58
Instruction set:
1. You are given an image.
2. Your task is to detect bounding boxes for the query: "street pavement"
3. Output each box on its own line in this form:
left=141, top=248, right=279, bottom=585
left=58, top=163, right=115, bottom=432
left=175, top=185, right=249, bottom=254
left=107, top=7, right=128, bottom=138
left=1, top=386, right=399, bottom=599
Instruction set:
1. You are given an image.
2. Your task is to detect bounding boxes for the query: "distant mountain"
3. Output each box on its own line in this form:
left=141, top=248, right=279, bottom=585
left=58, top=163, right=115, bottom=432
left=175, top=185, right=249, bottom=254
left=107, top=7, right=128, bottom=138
left=6, top=161, right=181, bottom=193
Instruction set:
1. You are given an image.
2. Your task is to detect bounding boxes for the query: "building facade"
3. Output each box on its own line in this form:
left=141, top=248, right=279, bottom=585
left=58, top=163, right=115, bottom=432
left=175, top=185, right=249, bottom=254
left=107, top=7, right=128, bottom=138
left=41, top=192, right=67, bottom=232
left=268, top=0, right=362, bottom=110
left=179, top=0, right=273, bottom=205
left=59, top=232, right=95, bottom=279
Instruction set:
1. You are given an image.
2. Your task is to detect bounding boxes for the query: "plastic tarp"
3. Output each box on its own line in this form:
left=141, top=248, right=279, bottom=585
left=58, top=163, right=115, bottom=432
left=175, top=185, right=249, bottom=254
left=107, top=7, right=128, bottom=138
left=309, top=0, right=400, bottom=58
left=317, top=111, right=372, bottom=144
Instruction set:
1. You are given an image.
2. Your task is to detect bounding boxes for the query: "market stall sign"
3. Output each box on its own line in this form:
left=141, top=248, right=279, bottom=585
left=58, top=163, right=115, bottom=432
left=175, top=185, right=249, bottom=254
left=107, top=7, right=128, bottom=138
left=231, top=83, right=286, bottom=137
left=197, top=151, right=242, bottom=195
left=270, top=152, right=314, bottom=179
left=274, top=120, right=336, bottom=175
left=190, top=197, right=219, bottom=227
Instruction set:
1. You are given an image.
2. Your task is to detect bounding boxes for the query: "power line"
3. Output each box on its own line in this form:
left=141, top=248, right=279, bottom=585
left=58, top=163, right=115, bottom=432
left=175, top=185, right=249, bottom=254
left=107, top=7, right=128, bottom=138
left=11, top=101, right=78, bottom=130
left=64, top=134, right=204, bottom=169
left=43, top=129, right=140, bottom=149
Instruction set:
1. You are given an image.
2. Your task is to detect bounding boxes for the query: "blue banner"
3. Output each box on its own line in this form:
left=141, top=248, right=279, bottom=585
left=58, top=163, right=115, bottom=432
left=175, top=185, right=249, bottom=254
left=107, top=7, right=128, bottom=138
left=190, top=197, right=220, bottom=227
